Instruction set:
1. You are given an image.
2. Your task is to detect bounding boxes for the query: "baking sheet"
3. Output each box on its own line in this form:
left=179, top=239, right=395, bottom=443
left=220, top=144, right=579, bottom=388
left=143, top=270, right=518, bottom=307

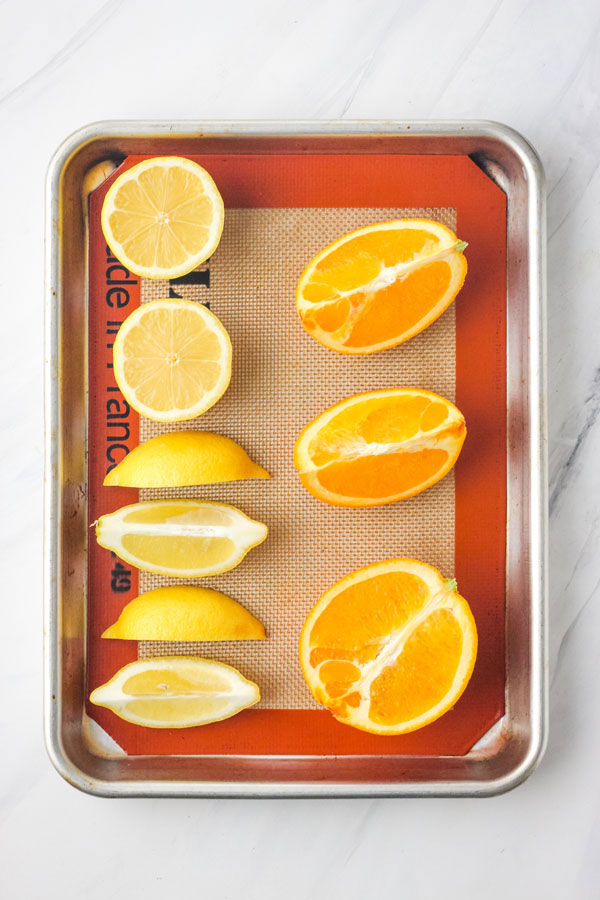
left=86, top=151, right=507, bottom=757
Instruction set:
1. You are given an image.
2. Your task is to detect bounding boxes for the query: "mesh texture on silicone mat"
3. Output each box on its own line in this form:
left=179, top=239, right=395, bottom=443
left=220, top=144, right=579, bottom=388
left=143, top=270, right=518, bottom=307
left=137, top=207, right=457, bottom=709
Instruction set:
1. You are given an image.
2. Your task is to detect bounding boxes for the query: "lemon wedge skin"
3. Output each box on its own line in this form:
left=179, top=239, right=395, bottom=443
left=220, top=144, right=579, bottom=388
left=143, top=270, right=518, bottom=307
left=104, top=431, right=269, bottom=488
left=102, top=585, right=265, bottom=641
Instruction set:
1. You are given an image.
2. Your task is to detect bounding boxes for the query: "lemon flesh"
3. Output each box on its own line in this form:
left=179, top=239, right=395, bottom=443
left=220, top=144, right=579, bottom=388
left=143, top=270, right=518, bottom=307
left=101, top=156, right=225, bottom=280
left=102, top=585, right=265, bottom=641
left=89, top=657, right=260, bottom=728
left=113, top=299, right=232, bottom=423
left=95, top=500, right=268, bottom=577
left=104, top=431, right=269, bottom=487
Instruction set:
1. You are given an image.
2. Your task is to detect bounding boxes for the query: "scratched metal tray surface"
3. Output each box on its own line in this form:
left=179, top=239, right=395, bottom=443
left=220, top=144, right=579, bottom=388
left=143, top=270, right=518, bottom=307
left=44, top=120, right=547, bottom=797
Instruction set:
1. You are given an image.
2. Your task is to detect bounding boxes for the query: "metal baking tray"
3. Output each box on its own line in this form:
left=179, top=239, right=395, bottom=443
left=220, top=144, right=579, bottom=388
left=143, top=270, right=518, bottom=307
left=44, top=120, right=547, bottom=797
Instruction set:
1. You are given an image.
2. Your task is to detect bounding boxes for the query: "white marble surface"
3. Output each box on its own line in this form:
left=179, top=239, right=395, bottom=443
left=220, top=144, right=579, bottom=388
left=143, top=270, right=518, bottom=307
left=1, top=0, right=599, bottom=896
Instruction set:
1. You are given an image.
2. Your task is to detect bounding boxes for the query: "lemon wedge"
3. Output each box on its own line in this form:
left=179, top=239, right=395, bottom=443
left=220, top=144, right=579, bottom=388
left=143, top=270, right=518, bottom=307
left=90, top=657, right=260, bottom=728
left=102, top=585, right=265, bottom=641
left=104, top=431, right=269, bottom=487
left=95, top=500, right=268, bottom=577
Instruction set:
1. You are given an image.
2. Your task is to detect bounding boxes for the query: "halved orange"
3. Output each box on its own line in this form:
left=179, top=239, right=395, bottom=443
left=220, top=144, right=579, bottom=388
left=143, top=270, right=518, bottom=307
left=299, top=559, right=478, bottom=735
left=294, top=388, right=466, bottom=507
left=296, top=219, right=467, bottom=354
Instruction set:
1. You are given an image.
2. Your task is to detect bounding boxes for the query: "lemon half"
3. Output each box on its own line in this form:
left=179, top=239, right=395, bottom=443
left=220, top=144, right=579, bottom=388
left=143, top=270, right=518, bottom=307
left=101, top=156, right=225, bottom=280
left=113, top=299, right=232, bottom=422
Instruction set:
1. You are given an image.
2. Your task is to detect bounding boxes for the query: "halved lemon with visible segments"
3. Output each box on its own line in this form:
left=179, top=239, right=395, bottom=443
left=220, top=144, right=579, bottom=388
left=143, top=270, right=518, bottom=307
left=113, top=299, right=232, bottom=422
left=101, top=156, right=224, bottom=279
left=102, top=585, right=265, bottom=642
left=297, top=219, right=467, bottom=354
left=95, top=500, right=268, bottom=577
left=90, top=657, right=260, bottom=728
left=294, top=388, right=466, bottom=507
left=299, top=559, right=477, bottom=735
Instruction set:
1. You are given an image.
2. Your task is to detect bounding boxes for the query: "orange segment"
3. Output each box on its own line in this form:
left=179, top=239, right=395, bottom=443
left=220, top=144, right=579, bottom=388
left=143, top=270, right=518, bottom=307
left=369, top=608, right=463, bottom=725
left=294, top=388, right=466, bottom=507
left=296, top=219, right=467, bottom=354
left=299, top=560, right=478, bottom=735
left=314, top=449, right=450, bottom=500
left=310, top=571, right=429, bottom=652
left=344, top=260, right=454, bottom=349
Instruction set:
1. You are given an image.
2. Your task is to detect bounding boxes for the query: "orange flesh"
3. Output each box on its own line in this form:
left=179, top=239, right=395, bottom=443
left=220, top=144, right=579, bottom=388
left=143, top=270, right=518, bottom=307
left=308, top=395, right=448, bottom=465
left=298, top=392, right=465, bottom=503
left=318, top=661, right=362, bottom=698
left=309, top=570, right=434, bottom=716
left=314, top=572, right=429, bottom=711
left=344, top=261, right=453, bottom=348
left=311, top=571, right=429, bottom=655
left=369, top=609, right=463, bottom=724
left=313, top=229, right=441, bottom=286
left=309, top=449, right=450, bottom=499
left=298, top=223, right=467, bottom=352
left=307, top=260, right=453, bottom=347
left=302, top=564, right=476, bottom=731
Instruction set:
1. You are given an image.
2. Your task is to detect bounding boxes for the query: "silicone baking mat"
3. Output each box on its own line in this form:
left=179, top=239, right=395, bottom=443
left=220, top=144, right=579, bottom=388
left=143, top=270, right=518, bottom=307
left=87, top=152, right=506, bottom=756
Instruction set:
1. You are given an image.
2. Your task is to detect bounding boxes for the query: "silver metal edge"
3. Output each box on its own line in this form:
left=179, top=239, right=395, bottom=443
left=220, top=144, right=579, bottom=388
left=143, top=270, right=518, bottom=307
left=44, top=138, right=66, bottom=784
left=44, top=119, right=548, bottom=798
left=464, top=122, right=548, bottom=798
left=492, top=123, right=549, bottom=793
left=42, top=116, right=549, bottom=146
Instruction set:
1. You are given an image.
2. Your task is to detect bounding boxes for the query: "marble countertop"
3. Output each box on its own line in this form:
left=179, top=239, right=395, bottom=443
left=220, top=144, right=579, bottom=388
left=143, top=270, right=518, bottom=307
left=2, top=0, right=600, bottom=896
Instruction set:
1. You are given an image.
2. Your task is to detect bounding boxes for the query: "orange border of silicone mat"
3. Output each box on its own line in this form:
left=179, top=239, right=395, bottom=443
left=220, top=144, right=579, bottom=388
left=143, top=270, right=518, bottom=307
left=86, top=152, right=507, bottom=756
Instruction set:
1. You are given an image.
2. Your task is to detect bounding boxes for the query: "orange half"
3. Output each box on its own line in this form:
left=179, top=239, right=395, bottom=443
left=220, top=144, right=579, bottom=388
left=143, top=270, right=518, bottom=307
left=299, top=559, right=478, bottom=735
left=294, top=388, right=466, bottom=507
left=296, top=219, right=467, bottom=354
